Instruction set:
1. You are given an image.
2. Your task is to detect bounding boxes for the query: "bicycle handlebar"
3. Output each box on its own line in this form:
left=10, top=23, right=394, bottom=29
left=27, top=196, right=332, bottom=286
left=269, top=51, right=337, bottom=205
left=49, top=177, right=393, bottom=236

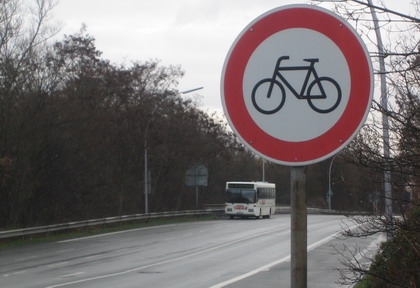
left=276, top=56, right=290, bottom=68
left=276, top=56, right=320, bottom=69
left=277, top=56, right=290, bottom=62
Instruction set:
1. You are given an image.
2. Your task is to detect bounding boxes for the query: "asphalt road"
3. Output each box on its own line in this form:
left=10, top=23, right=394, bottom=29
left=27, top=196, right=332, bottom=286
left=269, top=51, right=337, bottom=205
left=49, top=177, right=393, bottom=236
left=0, top=215, right=382, bottom=288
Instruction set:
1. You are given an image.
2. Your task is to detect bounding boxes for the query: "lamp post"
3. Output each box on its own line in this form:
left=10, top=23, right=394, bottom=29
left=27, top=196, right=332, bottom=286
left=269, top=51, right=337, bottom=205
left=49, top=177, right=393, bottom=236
left=262, top=159, right=265, bottom=182
left=144, top=105, right=158, bottom=215
left=144, top=87, right=203, bottom=214
left=327, top=153, right=339, bottom=211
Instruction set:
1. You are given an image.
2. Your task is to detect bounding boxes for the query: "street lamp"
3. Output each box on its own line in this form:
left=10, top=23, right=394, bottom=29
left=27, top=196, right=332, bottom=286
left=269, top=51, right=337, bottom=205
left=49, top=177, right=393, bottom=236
left=327, top=153, right=340, bottom=211
left=144, top=87, right=204, bottom=214
left=180, top=87, right=203, bottom=94
left=144, top=105, right=159, bottom=215
left=262, top=159, right=265, bottom=182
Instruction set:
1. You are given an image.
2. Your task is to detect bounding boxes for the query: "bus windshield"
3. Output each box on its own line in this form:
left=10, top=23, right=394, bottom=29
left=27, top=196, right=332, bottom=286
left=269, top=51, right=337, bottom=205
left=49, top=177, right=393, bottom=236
left=225, top=188, right=256, bottom=204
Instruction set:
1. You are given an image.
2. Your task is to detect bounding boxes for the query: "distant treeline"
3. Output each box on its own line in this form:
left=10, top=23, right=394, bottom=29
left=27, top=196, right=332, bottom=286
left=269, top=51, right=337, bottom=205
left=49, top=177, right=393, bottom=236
left=0, top=1, right=402, bottom=228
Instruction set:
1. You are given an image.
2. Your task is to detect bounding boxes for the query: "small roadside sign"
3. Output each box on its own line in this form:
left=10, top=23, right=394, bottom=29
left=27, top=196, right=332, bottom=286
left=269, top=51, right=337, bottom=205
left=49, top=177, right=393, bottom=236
left=185, top=164, right=208, bottom=187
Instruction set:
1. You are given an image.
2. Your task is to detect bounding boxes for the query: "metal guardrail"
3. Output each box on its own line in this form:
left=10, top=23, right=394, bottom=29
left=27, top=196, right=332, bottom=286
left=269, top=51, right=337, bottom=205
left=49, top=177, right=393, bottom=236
left=275, top=206, right=363, bottom=215
left=0, top=206, right=358, bottom=241
left=0, top=208, right=224, bottom=240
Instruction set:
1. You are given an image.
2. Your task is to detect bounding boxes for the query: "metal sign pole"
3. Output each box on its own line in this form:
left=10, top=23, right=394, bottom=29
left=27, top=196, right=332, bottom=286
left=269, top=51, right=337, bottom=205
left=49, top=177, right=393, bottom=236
left=144, top=146, right=148, bottom=214
left=195, top=164, right=199, bottom=207
left=291, top=166, right=307, bottom=288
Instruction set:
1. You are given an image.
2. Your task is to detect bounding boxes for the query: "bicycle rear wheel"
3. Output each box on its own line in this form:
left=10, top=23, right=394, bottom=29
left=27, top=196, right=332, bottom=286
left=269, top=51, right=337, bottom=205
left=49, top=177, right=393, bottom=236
left=307, top=77, right=341, bottom=114
left=251, top=79, right=286, bottom=115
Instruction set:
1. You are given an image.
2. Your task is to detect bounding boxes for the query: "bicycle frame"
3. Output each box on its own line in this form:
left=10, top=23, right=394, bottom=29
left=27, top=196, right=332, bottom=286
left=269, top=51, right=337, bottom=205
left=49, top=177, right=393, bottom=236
left=269, top=56, right=326, bottom=100
left=252, top=55, right=341, bottom=115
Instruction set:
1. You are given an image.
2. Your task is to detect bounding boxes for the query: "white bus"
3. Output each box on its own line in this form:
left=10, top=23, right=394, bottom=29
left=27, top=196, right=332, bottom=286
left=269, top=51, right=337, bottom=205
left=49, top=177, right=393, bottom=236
left=225, top=181, right=276, bottom=219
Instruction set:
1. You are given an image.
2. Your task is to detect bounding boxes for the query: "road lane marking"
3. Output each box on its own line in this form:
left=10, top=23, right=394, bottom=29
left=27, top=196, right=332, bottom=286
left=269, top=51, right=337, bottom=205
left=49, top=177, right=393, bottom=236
left=209, top=226, right=358, bottom=288
left=54, top=249, right=75, bottom=254
left=348, top=233, right=385, bottom=288
left=210, top=255, right=291, bottom=288
left=57, top=221, right=232, bottom=243
left=45, top=227, right=286, bottom=288
left=57, top=224, right=179, bottom=243
left=84, top=255, right=100, bottom=260
left=2, top=270, right=27, bottom=278
left=60, top=272, right=85, bottom=278
left=48, top=262, right=69, bottom=268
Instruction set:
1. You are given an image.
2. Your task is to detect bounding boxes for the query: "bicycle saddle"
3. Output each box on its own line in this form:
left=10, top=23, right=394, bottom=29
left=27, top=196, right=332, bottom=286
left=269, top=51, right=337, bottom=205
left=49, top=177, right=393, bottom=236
left=303, top=58, right=319, bottom=63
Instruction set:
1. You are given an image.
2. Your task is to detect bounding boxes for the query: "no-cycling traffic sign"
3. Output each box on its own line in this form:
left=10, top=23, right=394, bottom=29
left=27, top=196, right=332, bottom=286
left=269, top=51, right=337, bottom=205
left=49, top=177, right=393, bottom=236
left=221, top=4, right=373, bottom=166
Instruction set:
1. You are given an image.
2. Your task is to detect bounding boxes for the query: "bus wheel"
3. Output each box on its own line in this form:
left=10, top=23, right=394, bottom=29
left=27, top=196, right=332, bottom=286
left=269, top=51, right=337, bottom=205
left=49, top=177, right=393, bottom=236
left=229, top=215, right=234, bottom=219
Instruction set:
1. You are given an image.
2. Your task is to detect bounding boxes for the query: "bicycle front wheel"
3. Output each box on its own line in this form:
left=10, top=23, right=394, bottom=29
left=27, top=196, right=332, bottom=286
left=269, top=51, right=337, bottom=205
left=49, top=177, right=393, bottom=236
left=307, top=77, right=341, bottom=114
left=251, top=79, right=286, bottom=115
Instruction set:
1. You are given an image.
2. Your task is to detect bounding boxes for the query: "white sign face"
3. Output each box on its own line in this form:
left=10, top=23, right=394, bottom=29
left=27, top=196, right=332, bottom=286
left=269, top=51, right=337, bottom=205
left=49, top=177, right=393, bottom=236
left=221, top=5, right=373, bottom=166
left=243, top=28, right=351, bottom=142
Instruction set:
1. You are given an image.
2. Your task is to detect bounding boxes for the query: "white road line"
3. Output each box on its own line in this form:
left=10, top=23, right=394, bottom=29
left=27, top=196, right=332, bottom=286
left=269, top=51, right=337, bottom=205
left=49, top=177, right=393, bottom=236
left=60, top=272, right=85, bottom=278
left=209, top=227, right=355, bottom=288
left=355, top=233, right=385, bottom=263
left=45, top=227, right=283, bottom=288
left=48, top=262, right=69, bottom=268
left=2, top=270, right=27, bottom=278
left=348, top=233, right=385, bottom=288
left=210, top=255, right=292, bottom=288
left=57, top=224, right=178, bottom=243
left=54, top=249, right=75, bottom=254
left=84, top=255, right=100, bottom=260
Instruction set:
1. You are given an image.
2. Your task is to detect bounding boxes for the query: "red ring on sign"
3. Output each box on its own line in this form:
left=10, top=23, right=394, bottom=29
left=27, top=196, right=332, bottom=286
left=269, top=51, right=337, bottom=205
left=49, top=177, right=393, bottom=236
left=222, top=6, right=372, bottom=165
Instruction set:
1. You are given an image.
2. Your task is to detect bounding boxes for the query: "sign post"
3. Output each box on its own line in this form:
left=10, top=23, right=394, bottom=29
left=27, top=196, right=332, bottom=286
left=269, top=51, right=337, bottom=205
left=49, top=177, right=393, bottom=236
left=221, top=4, right=373, bottom=288
left=291, top=166, right=307, bottom=288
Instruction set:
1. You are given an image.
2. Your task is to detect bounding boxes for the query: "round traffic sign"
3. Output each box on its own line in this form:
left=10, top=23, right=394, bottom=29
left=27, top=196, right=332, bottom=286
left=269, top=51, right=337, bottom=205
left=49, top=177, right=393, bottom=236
left=221, top=4, right=373, bottom=166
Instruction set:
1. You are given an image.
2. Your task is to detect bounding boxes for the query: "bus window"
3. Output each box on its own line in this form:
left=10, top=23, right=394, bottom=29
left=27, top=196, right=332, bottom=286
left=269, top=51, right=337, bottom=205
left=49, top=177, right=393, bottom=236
left=226, top=189, right=256, bottom=204
left=241, top=189, right=256, bottom=203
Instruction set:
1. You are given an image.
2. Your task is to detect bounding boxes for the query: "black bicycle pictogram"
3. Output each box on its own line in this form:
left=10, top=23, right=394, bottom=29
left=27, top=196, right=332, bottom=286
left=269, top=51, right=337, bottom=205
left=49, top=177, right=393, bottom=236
left=251, top=56, right=342, bottom=114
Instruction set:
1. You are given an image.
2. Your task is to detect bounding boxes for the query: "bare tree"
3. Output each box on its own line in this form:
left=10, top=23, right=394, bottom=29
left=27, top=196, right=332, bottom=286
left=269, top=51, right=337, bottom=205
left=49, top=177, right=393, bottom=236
left=311, top=1, right=420, bottom=286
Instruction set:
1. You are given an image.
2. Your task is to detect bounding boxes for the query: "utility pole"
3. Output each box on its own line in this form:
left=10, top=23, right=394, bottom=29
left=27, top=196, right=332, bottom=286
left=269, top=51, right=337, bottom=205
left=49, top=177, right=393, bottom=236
left=367, top=0, right=393, bottom=228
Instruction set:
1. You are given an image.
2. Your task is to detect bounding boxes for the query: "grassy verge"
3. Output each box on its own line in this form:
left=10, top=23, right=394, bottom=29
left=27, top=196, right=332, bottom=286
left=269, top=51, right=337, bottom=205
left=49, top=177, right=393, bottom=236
left=0, top=215, right=220, bottom=249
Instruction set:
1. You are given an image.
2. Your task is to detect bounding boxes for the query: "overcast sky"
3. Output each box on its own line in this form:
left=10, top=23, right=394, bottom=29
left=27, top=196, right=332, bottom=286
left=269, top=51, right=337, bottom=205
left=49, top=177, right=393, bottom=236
left=52, top=0, right=413, bottom=114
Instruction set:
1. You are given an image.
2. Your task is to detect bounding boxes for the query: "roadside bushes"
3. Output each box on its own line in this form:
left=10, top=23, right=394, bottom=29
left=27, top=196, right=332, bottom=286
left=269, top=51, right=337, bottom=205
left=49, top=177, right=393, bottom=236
left=360, top=208, right=420, bottom=288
